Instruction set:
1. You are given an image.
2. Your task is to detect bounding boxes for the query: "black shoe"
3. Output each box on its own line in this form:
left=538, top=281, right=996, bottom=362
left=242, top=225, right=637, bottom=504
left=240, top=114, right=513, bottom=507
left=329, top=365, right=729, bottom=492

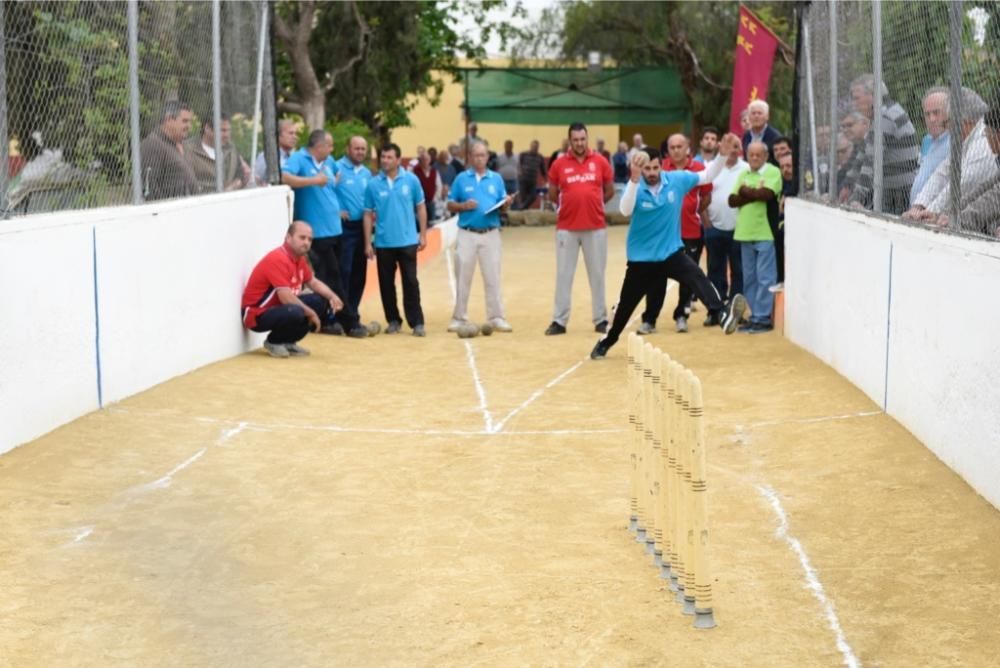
left=320, top=322, right=344, bottom=335
left=346, top=325, right=369, bottom=338
left=703, top=312, right=721, bottom=327
left=749, top=321, right=774, bottom=334
left=720, top=294, right=748, bottom=335
left=590, top=339, right=611, bottom=360
left=595, top=320, right=608, bottom=333
left=545, top=321, right=567, bottom=336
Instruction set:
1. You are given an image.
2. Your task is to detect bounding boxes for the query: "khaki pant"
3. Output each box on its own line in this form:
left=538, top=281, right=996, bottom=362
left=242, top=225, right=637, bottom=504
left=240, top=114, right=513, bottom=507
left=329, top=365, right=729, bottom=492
left=452, top=227, right=505, bottom=321
left=552, top=228, right=608, bottom=327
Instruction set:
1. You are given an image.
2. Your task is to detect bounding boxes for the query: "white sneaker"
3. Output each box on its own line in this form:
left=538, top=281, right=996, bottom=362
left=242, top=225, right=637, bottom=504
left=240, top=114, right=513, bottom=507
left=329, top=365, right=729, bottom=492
left=263, top=341, right=289, bottom=358
left=284, top=342, right=311, bottom=356
left=675, top=316, right=689, bottom=333
left=768, top=282, right=785, bottom=293
left=490, top=318, right=513, bottom=332
left=447, top=318, right=466, bottom=333
left=637, top=321, right=655, bottom=335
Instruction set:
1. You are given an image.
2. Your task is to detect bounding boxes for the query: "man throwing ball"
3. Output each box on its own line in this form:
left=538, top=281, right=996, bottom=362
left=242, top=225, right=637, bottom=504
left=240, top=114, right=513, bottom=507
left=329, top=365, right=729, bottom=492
left=590, top=135, right=748, bottom=360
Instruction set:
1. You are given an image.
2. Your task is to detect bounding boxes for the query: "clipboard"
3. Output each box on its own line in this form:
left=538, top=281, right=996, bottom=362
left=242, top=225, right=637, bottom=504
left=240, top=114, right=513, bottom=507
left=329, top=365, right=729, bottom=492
left=485, top=198, right=506, bottom=215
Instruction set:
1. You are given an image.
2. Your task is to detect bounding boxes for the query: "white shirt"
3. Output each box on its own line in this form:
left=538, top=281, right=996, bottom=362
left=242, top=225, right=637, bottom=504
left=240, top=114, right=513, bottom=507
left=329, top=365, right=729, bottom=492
left=917, top=120, right=995, bottom=213
left=707, top=158, right=749, bottom=232
left=201, top=143, right=216, bottom=161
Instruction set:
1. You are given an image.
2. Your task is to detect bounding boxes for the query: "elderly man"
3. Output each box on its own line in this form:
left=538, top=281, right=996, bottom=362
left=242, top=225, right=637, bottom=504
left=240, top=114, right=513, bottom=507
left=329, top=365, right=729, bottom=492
left=741, top=100, right=783, bottom=166
left=909, top=87, right=951, bottom=204
left=254, top=119, right=298, bottom=185
left=241, top=221, right=343, bottom=358
left=446, top=142, right=515, bottom=332
left=937, top=94, right=1000, bottom=236
left=728, top=141, right=783, bottom=333
left=904, top=87, right=994, bottom=221
left=626, top=133, right=646, bottom=163
left=836, top=111, right=871, bottom=201
left=185, top=113, right=248, bottom=193
left=140, top=100, right=197, bottom=200
left=545, top=122, right=614, bottom=336
left=516, top=140, right=547, bottom=209
left=495, top=140, right=519, bottom=195
left=845, top=74, right=919, bottom=214
left=335, top=136, right=374, bottom=315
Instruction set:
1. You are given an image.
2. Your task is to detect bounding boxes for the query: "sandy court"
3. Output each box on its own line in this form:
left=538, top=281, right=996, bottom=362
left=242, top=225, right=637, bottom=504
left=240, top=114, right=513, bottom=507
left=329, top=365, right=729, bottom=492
left=2, top=225, right=1000, bottom=667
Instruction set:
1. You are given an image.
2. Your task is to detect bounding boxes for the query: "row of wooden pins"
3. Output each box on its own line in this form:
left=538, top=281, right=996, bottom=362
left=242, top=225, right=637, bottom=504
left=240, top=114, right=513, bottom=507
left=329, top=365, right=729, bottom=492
left=627, top=333, right=716, bottom=629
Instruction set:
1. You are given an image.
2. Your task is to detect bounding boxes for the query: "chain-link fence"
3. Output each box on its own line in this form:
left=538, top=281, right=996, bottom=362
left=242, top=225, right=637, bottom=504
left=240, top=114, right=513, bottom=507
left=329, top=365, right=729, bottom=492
left=1, top=0, right=277, bottom=217
left=798, top=0, right=1000, bottom=240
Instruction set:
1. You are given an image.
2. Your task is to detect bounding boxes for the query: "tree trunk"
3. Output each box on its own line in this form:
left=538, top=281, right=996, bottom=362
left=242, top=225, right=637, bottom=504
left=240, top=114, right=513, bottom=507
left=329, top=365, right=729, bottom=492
left=273, top=2, right=326, bottom=130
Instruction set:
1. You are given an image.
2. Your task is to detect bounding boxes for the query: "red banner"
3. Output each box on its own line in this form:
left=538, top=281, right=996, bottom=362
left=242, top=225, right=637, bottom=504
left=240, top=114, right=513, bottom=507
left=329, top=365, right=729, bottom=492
left=728, top=5, right=780, bottom=136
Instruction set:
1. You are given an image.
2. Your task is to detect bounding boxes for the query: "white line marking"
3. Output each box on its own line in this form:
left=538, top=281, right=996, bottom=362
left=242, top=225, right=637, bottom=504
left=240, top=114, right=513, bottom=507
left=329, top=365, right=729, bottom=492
left=756, top=484, right=862, bottom=668
left=491, top=359, right=584, bottom=433
left=746, top=410, right=882, bottom=429
left=217, top=421, right=249, bottom=444
left=445, top=246, right=457, bottom=303
left=71, top=526, right=94, bottom=543
left=138, top=448, right=207, bottom=491
left=465, top=340, right=495, bottom=432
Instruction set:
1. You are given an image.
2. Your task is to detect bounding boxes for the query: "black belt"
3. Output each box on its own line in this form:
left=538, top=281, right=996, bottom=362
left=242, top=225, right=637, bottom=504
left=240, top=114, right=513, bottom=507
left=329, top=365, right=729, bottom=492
left=343, top=218, right=364, bottom=225
left=460, top=226, right=498, bottom=234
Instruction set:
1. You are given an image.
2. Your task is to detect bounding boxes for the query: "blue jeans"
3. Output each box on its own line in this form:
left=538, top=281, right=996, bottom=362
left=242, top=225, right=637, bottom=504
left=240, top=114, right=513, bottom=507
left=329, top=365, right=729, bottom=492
left=740, top=240, right=776, bottom=324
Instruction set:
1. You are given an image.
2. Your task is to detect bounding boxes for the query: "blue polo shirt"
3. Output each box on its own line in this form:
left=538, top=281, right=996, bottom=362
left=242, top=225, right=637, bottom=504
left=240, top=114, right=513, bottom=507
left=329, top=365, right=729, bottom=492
left=448, top=168, right=506, bottom=229
left=364, top=170, right=424, bottom=248
left=284, top=148, right=341, bottom=238
left=626, top=171, right=700, bottom=262
left=335, top=156, right=373, bottom=222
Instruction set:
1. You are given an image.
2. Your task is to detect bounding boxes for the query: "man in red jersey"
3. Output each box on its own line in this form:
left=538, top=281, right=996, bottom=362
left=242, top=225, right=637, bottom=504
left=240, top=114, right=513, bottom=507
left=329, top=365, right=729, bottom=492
left=639, top=133, right=712, bottom=334
left=544, top=122, right=614, bottom=335
left=242, top=221, right=343, bottom=358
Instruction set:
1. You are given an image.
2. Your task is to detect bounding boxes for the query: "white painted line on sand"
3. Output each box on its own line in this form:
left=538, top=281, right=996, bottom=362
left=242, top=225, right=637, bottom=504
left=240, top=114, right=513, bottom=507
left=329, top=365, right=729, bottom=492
left=139, top=448, right=207, bottom=491
left=757, top=484, right=862, bottom=668
left=491, top=359, right=584, bottom=433
left=217, top=421, right=249, bottom=444
left=465, top=340, right=495, bottom=433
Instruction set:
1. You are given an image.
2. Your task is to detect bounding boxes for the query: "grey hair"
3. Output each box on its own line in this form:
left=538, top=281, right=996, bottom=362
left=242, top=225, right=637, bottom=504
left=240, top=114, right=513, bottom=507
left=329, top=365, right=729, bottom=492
left=850, top=74, right=890, bottom=100
left=949, top=86, right=988, bottom=123
left=748, top=99, right=770, bottom=116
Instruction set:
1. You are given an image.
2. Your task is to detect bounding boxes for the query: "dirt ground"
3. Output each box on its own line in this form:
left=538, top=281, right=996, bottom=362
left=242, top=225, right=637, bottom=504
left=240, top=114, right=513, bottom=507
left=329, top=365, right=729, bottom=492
left=2, top=225, right=1000, bottom=667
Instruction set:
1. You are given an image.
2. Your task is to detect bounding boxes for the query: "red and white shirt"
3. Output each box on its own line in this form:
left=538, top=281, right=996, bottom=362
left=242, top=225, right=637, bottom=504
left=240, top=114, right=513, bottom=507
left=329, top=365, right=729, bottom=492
left=241, top=244, right=313, bottom=328
left=663, top=157, right=711, bottom=239
left=549, top=149, right=613, bottom=231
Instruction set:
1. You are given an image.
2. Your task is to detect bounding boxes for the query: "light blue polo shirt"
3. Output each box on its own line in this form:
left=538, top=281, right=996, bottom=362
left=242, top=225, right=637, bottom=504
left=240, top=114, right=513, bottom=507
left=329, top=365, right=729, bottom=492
left=448, top=168, right=506, bottom=229
left=284, top=148, right=341, bottom=238
left=626, top=171, right=700, bottom=262
left=335, top=156, right=372, bottom=222
left=364, top=170, right=424, bottom=248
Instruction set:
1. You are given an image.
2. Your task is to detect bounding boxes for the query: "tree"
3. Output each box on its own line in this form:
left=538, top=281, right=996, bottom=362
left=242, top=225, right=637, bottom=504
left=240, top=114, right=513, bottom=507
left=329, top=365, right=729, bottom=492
left=272, top=0, right=525, bottom=139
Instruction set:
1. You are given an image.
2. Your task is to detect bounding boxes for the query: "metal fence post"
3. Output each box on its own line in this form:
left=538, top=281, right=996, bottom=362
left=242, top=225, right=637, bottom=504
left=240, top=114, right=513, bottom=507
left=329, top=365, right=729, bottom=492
left=948, top=0, right=964, bottom=230
left=828, top=1, right=838, bottom=200
left=249, top=0, right=269, bottom=189
left=0, top=2, right=9, bottom=216
left=212, top=0, right=223, bottom=193
left=127, top=0, right=143, bottom=205
left=261, top=0, right=279, bottom=185
left=872, top=1, right=883, bottom=214
left=803, top=17, right=820, bottom=196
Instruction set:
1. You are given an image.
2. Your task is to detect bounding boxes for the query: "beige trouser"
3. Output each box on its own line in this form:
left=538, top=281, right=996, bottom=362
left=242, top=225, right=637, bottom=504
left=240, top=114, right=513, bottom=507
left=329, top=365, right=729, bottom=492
left=452, top=227, right=505, bottom=321
left=552, top=227, right=608, bottom=327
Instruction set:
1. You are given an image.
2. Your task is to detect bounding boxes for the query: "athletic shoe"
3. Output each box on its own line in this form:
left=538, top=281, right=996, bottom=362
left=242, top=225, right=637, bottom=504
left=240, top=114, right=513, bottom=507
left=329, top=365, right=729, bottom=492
left=263, top=341, right=289, bottom=358
left=749, top=321, right=774, bottom=334
left=720, top=294, right=748, bottom=335
left=412, top=324, right=426, bottom=337
left=447, top=319, right=466, bottom=333
left=545, top=321, right=566, bottom=336
left=590, top=339, right=611, bottom=360
left=675, top=316, right=688, bottom=333
left=491, top=318, right=513, bottom=332
left=385, top=321, right=402, bottom=334
left=284, top=342, right=311, bottom=356
left=637, top=321, right=655, bottom=335
left=595, top=320, right=609, bottom=333
left=768, top=282, right=785, bottom=293
left=738, top=322, right=756, bottom=333
left=320, top=322, right=344, bottom=335
left=347, top=325, right=369, bottom=338
left=703, top=312, right=721, bottom=327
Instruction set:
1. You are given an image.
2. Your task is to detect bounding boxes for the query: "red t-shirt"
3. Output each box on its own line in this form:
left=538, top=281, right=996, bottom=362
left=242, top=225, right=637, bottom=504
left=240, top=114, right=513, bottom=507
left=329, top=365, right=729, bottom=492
left=664, top=158, right=711, bottom=239
left=241, top=244, right=313, bottom=328
left=549, top=150, right=613, bottom=231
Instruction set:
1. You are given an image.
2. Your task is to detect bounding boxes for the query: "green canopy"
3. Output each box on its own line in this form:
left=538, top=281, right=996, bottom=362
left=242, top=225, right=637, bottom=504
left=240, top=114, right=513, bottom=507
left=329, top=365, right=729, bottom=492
left=460, top=67, right=691, bottom=126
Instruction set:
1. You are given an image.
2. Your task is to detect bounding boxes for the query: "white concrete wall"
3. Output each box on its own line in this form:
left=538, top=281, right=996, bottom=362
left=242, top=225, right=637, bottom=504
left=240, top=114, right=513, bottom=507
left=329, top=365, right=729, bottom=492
left=785, top=198, right=1000, bottom=509
left=0, top=187, right=292, bottom=454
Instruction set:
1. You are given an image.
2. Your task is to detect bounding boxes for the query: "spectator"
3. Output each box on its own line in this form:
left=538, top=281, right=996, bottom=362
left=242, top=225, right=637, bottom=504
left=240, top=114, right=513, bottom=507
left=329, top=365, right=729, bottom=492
left=495, top=140, right=519, bottom=196
left=845, top=74, right=919, bottom=214
left=335, top=135, right=374, bottom=316
left=364, top=143, right=428, bottom=336
left=905, top=87, right=993, bottom=220
left=550, top=138, right=569, bottom=166
left=612, top=141, right=630, bottom=184
left=184, top=113, right=248, bottom=193
left=544, top=122, right=614, bottom=336
left=282, top=130, right=367, bottom=339
left=139, top=100, right=197, bottom=201
left=741, top=99, right=782, bottom=166
left=484, top=140, right=499, bottom=172
left=642, top=134, right=711, bottom=334
left=772, top=136, right=793, bottom=163
left=446, top=141, right=515, bottom=333
left=436, top=147, right=458, bottom=193
left=693, top=127, right=720, bottom=164
left=459, top=122, right=482, bottom=162
left=408, top=145, right=426, bottom=171
left=596, top=138, right=611, bottom=161
left=626, top=133, right=646, bottom=163
left=411, top=147, right=441, bottom=221
left=837, top=111, right=871, bottom=201
left=937, top=92, right=1000, bottom=236
left=739, top=108, right=751, bottom=135
left=516, top=139, right=547, bottom=209
left=449, top=143, right=465, bottom=172
left=241, top=221, right=343, bottom=358
left=704, top=137, right=749, bottom=311
left=909, top=87, right=951, bottom=204
left=728, top=141, right=782, bottom=333
left=254, top=118, right=297, bottom=185
left=774, top=152, right=796, bottom=292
